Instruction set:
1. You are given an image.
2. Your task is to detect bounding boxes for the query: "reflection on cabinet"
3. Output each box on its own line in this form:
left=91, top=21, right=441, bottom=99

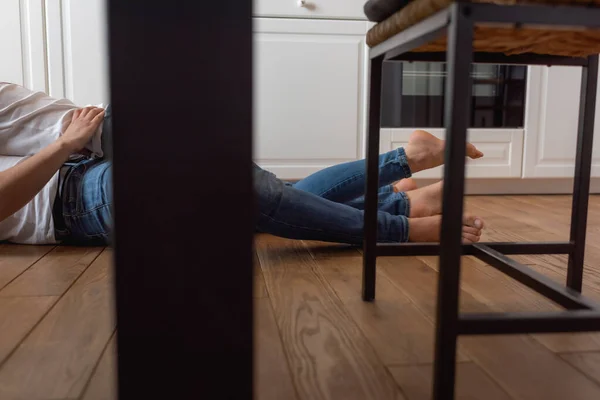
left=523, top=66, right=600, bottom=178
left=381, top=61, right=527, bottom=129
left=253, top=19, right=368, bottom=179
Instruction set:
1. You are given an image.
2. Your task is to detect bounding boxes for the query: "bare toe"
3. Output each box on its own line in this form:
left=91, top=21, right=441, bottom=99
left=463, top=225, right=481, bottom=237
left=463, top=214, right=485, bottom=230
left=467, top=143, right=484, bottom=159
left=462, top=232, right=481, bottom=243
left=393, top=178, right=418, bottom=193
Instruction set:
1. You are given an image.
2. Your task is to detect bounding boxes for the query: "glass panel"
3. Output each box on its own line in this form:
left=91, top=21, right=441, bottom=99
left=380, top=61, right=527, bottom=128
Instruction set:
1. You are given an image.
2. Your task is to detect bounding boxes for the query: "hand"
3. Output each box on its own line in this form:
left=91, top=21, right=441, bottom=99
left=59, top=107, right=105, bottom=153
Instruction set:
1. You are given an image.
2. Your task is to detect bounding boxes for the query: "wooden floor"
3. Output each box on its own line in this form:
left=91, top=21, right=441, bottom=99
left=254, top=195, right=600, bottom=400
left=2, top=196, right=600, bottom=399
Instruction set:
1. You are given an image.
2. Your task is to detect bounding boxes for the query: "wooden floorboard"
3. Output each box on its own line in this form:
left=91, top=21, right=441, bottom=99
left=0, top=297, right=57, bottom=366
left=466, top=197, right=600, bottom=352
left=560, top=352, right=600, bottom=386
left=458, top=334, right=600, bottom=400
left=2, top=195, right=600, bottom=399
left=0, top=249, right=114, bottom=400
left=255, top=297, right=298, bottom=400
left=0, top=245, right=54, bottom=291
left=0, top=246, right=103, bottom=297
left=254, top=252, right=268, bottom=299
left=254, top=249, right=296, bottom=400
left=80, top=332, right=117, bottom=400
left=420, top=254, right=600, bottom=353
left=255, top=235, right=403, bottom=400
left=469, top=195, right=600, bottom=275
left=389, top=362, right=512, bottom=400
left=378, top=254, right=600, bottom=400
left=305, top=243, right=468, bottom=365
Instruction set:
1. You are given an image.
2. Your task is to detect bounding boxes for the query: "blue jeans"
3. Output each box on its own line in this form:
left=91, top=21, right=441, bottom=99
left=255, top=147, right=413, bottom=245
left=55, top=106, right=412, bottom=245
left=54, top=105, right=113, bottom=245
left=55, top=159, right=112, bottom=244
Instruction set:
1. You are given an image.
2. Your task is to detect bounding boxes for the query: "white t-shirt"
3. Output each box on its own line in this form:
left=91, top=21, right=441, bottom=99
left=0, top=82, right=103, bottom=244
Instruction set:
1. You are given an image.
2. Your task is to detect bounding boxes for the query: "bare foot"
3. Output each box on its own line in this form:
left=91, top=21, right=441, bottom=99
left=408, top=214, right=484, bottom=243
left=406, top=181, right=443, bottom=218
left=404, top=130, right=484, bottom=174
left=393, top=178, right=418, bottom=193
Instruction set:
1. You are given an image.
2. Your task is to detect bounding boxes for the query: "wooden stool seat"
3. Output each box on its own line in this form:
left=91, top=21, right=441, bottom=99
left=367, top=0, right=600, bottom=56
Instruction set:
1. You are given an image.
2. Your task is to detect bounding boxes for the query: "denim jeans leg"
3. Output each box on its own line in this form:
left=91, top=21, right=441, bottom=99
left=254, top=164, right=409, bottom=244
left=292, top=147, right=412, bottom=203
left=61, top=159, right=113, bottom=244
left=344, top=184, right=411, bottom=216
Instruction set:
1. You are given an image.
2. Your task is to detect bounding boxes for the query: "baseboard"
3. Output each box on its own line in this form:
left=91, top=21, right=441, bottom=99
left=413, top=178, right=600, bottom=195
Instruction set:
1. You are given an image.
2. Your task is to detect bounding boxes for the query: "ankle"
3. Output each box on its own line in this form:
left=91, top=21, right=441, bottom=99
left=404, top=147, right=425, bottom=174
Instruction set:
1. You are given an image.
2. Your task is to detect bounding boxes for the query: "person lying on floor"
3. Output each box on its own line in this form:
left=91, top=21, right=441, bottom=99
left=0, top=81, right=485, bottom=245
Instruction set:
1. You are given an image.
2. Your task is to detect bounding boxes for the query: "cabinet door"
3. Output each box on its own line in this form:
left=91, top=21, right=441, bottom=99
left=254, top=0, right=366, bottom=20
left=378, top=61, right=528, bottom=178
left=46, top=0, right=109, bottom=105
left=254, top=19, right=367, bottom=179
left=522, top=66, right=600, bottom=178
left=380, top=128, right=524, bottom=179
left=0, top=0, right=46, bottom=91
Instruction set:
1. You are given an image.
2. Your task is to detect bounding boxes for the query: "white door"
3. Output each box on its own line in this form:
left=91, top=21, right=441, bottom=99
left=46, top=0, right=109, bottom=106
left=0, top=0, right=46, bottom=92
left=253, top=18, right=368, bottom=179
left=522, top=65, right=600, bottom=178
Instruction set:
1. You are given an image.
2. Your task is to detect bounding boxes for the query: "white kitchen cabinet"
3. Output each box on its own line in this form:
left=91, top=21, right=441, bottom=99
left=46, top=0, right=109, bottom=106
left=0, top=0, right=46, bottom=92
left=522, top=66, right=600, bottom=178
left=377, top=61, right=529, bottom=179
left=380, top=128, right=524, bottom=179
left=3, top=0, right=599, bottom=192
left=254, top=0, right=367, bottom=20
left=253, top=18, right=368, bottom=179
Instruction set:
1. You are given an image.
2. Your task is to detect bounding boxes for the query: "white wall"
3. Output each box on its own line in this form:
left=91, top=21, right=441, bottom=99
left=47, top=0, right=110, bottom=105
left=0, top=0, right=46, bottom=91
left=1, top=0, right=109, bottom=105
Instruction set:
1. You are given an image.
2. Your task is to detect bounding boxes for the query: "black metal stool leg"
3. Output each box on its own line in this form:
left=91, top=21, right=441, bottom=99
left=362, top=56, right=384, bottom=302
left=432, top=4, right=473, bottom=400
left=567, top=55, right=599, bottom=292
